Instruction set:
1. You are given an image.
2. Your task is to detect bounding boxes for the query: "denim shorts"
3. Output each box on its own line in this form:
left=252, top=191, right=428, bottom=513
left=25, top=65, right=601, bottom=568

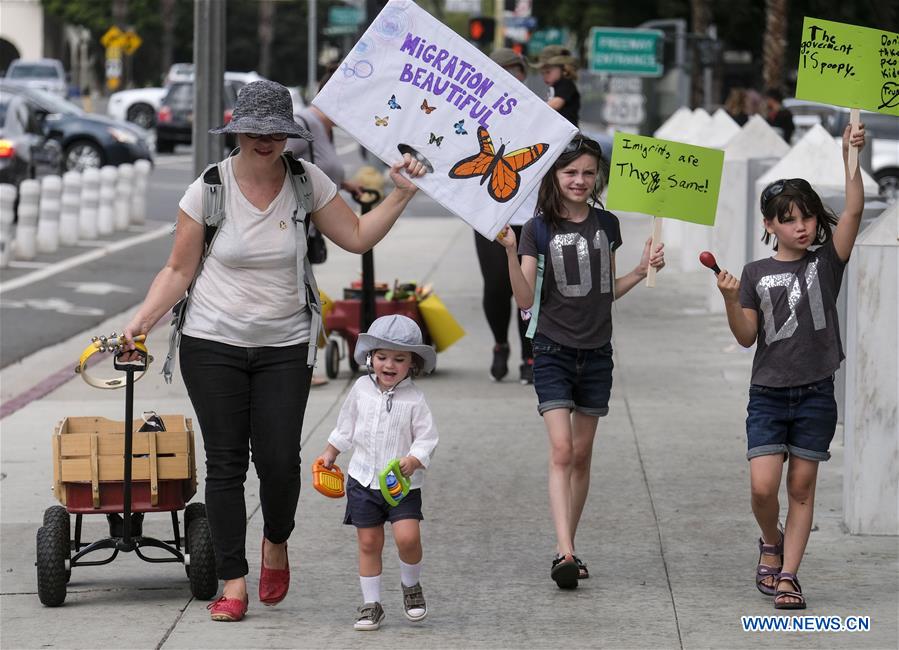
left=531, top=333, right=614, bottom=417
left=343, top=476, right=424, bottom=528
left=745, top=376, right=838, bottom=462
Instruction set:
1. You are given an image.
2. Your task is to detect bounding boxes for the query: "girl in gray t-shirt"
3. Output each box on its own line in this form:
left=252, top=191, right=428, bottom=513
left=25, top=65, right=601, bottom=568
left=712, top=123, right=867, bottom=611
left=498, top=135, right=666, bottom=589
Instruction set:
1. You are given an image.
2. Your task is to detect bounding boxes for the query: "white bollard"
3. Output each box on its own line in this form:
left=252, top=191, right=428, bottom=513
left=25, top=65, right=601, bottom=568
left=36, top=175, right=62, bottom=253
left=0, top=183, right=16, bottom=268
left=79, top=167, right=100, bottom=240
left=59, top=171, right=81, bottom=246
left=131, top=159, right=151, bottom=225
left=97, top=165, right=117, bottom=235
left=15, top=179, right=40, bottom=260
left=115, top=163, right=133, bottom=230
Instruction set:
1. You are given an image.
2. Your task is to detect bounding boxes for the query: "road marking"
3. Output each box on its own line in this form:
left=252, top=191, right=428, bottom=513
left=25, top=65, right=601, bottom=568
left=0, top=224, right=171, bottom=295
left=337, top=142, right=359, bottom=156
left=60, top=281, right=132, bottom=295
left=1, top=297, right=105, bottom=316
left=7, top=260, right=50, bottom=269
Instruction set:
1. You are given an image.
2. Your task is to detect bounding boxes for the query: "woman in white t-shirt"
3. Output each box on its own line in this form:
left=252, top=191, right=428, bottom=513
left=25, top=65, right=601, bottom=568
left=121, top=80, right=426, bottom=622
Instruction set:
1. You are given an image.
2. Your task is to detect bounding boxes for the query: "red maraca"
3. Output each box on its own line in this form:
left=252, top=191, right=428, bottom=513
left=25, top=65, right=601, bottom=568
left=699, top=251, right=721, bottom=275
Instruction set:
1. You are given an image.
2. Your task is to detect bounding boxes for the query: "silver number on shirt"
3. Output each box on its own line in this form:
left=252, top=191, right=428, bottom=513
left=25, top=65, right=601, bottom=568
left=549, top=231, right=612, bottom=297
left=756, top=260, right=825, bottom=345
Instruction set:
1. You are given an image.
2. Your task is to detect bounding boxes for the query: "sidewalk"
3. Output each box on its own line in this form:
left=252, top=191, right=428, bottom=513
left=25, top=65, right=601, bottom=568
left=1, top=213, right=896, bottom=649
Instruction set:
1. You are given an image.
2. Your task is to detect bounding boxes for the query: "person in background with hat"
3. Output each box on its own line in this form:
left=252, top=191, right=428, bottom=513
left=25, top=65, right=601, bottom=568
left=475, top=47, right=535, bottom=383
left=532, top=45, right=580, bottom=127
left=122, top=80, right=428, bottom=622
left=316, top=315, right=438, bottom=631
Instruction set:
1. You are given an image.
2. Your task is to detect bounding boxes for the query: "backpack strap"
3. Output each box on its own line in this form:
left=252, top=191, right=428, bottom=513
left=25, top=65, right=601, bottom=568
left=524, top=217, right=551, bottom=339
left=281, top=153, right=322, bottom=366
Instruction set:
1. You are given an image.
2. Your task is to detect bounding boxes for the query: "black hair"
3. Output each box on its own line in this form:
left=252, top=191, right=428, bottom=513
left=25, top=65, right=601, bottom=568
left=765, top=87, right=784, bottom=103
left=535, top=137, right=606, bottom=231
left=760, top=182, right=838, bottom=251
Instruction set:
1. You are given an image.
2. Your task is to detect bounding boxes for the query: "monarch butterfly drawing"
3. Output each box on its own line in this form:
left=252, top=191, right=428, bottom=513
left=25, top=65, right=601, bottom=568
left=374, top=115, right=389, bottom=126
left=428, top=132, right=443, bottom=147
left=453, top=119, right=467, bottom=135
left=448, top=127, right=549, bottom=203
left=420, top=99, right=436, bottom=114
left=387, top=94, right=401, bottom=110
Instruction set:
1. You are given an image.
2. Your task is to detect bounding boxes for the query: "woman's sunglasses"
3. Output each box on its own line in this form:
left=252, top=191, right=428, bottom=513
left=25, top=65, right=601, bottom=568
left=246, top=133, right=289, bottom=141
left=563, top=136, right=602, bottom=157
left=760, top=178, right=813, bottom=212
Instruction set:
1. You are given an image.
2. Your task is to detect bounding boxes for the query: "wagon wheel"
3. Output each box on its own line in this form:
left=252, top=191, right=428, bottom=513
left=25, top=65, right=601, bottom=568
left=42, top=506, right=72, bottom=582
left=186, top=516, right=217, bottom=600
left=36, top=525, right=68, bottom=606
left=325, top=339, right=340, bottom=379
left=183, top=502, right=207, bottom=577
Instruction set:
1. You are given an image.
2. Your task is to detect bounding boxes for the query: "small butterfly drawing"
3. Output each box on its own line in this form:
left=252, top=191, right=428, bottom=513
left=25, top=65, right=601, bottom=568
left=387, top=94, right=401, bottom=110
left=374, top=115, right=389, bottom=126
left=429, top=132, right=444, bottom=147
left=448, top=127, right=549, bottom=203
left=453, top=119, right=467, bottom=135
left=420, top=99, right=436, bottom=114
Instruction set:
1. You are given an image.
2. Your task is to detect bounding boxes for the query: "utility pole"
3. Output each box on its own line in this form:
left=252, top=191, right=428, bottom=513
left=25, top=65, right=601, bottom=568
left=193, top=0, right=226, bottom=178
left=308, top=0, right=317, bottom=100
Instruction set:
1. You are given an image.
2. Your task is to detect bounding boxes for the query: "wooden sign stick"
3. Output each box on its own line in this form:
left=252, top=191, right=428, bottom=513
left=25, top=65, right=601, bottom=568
left=847, top=108, right=860, bottom=180
left=645, top=217, right=662, bottom=288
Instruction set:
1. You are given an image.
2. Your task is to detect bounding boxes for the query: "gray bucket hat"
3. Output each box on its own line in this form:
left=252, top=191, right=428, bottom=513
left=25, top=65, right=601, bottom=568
left=354, top=315, right=436, bottom=374
left=529, top=45, right=577, bottom=69
left=209, top=79, right=313, bottom=140
left=490, top=48, right=527, bottom=73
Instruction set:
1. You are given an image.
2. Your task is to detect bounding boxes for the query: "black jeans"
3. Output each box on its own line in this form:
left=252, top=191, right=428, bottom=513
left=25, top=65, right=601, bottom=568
left=180, top=335, right=313, bottom=580
left=473, top=227, right=532, bottom=361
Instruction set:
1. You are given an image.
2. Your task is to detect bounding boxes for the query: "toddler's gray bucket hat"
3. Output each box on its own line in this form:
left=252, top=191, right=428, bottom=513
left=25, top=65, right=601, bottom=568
left=209, top=79, right=312, bottom=140
left=354, top=315, right=437, bottom=374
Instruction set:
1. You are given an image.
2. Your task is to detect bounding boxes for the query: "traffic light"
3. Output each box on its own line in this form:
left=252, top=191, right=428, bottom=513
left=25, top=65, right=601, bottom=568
left=468, top=17, right=495, bottom=45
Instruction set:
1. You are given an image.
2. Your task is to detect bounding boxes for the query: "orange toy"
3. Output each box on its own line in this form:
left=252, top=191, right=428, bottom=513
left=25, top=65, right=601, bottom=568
left=312, top=459, right=345, bottom=498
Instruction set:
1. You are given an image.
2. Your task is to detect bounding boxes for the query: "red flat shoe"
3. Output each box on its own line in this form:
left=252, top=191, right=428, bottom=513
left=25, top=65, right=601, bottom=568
left=207, top=595, right=248, bottom=622
left=259, top=539, right=290, bottom=605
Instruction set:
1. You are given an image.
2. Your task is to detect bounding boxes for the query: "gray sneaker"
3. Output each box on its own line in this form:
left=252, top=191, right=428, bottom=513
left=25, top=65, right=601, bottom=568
left=402, top=583, right=428, bottom=622
left=354, top=601, right=385, bottom=631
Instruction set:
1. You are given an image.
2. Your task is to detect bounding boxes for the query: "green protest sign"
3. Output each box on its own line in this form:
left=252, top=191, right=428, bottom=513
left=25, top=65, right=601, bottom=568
left=605, top=132, right=724, bottom=226
left=796, top=17, right=899, bottom=117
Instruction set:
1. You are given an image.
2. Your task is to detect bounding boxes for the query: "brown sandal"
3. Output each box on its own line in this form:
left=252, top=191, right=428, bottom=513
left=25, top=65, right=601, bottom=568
left=756, top=532, right=784, bottom=596
left=773, top=572, right=806, bottom=610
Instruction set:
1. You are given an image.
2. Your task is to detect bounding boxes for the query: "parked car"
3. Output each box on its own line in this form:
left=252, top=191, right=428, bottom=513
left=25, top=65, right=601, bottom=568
left=106, top=87, right=167, bottom=129
left=0, top=82, right=152, bottom=172
left=0, top=91, right=62, bottom=185
left=155, top=73, right=264, bottom=153
left=4, top=58, right=67, bottom=99
left=784, top=98, right=899, bottom=203
left=109, top=71, right=264, bottom=132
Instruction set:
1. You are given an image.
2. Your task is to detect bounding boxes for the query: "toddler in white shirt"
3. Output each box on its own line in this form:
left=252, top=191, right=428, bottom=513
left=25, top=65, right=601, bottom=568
left=316, top=315, right=438, bottom=631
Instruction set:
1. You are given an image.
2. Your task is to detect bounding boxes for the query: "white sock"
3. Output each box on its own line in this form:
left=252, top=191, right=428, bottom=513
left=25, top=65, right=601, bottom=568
left=359, top=574, right=381, bottom=603
left=399, top=559, right=422, bottom=587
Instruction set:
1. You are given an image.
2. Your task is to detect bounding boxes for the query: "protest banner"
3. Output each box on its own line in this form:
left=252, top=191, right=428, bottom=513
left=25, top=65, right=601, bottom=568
left=313, top=0, right=577, bottom=239
left=796, top=17, right=899, bottom=177
left=605, top=132, right=724, bottom=286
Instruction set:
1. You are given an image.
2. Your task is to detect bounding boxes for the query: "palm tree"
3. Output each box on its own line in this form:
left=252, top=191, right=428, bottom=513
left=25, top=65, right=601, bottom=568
left=762, top=0, right=787, bottom=91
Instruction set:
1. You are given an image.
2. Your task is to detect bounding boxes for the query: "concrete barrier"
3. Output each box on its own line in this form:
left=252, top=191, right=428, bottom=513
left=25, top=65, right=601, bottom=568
left=843, top=203, right=898, bottom=535
left=131, top=159, right=151, bottom=225
left=36, top=175, right=62, bottom=253
left=59, top=171, right=81, bottom=246
left=97, top=165, right=117, bottom=235
left=0, top=183, right=16, bottom=268
left=15, top=179, right=39, bottom=260
left=115, top=163, right=133, bottom=230
left=79, top=167, right=100, bottom=240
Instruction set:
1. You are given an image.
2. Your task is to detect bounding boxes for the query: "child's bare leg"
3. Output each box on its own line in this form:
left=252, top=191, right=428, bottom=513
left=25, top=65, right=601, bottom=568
left=779, top=456, right=819, bottom=604
left=392, top=519, right=422, bottom=565
left=569, top=411, right=599, bottom=545
left=544, top=409, right=574, bottom=556
left=357, top=526, right=385, bottom=577
left=750, top=454, right=784, bottom=590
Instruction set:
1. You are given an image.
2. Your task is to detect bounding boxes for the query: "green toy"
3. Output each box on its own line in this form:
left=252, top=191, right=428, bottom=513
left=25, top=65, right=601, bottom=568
left=378, top=459, right=411, bottom=506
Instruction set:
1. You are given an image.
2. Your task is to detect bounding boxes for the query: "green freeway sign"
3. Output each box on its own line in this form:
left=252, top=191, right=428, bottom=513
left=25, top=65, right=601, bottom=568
left=529, top=28, right=568, bottom=54
left=588, top=27, right=663, bottom=77
left=328, top=6, right=363, bottom=27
